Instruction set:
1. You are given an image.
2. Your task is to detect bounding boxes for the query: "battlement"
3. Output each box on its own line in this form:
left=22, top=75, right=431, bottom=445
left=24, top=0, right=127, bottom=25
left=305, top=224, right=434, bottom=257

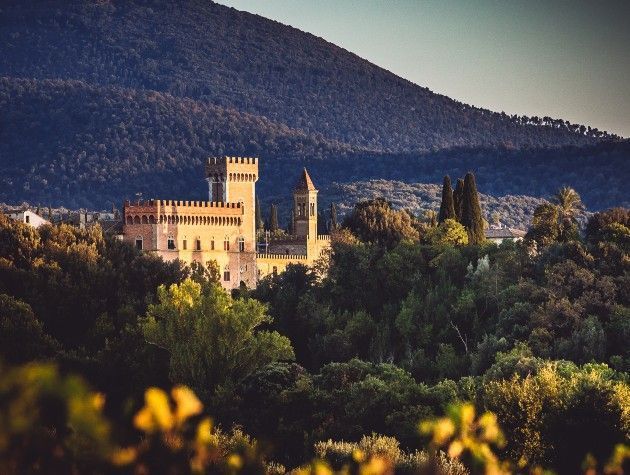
left=205, top=156, right=259, bottom=181
left=256, top=253, right=308, bottom=260
left=124, top=199, right=242, bottom=210
left=207, top=156, right=258, bottom=165
left=317, top=234, right=331, bottom=241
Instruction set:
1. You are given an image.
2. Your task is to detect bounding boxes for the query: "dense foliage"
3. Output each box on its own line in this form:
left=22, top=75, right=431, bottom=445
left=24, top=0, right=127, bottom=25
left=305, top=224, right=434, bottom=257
left=0, top=192, right=629, bottom=473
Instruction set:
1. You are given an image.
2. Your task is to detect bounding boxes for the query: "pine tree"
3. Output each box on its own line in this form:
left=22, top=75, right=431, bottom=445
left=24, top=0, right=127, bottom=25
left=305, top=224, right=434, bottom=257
left=453, top=178, right=465, bottom=222
left=269, top=204, right=279, bottom=232
left=330, top=202, right=338, bottom=231
left=461, top=172, right=485, bottom=244
left=288, top=210, right=295, bottom=235
left=255, top=197, right=264, bottom=231
left=438, top=175, right=456, bottom=223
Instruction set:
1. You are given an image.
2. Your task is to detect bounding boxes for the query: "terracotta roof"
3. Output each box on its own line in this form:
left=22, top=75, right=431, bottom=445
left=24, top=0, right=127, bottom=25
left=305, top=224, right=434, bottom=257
left=294, top=168, right=317, bottom=192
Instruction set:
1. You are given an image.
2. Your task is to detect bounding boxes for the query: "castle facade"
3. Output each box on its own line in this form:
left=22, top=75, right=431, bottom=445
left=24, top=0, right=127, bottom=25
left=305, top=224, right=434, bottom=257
left=122, top=156, right=330, bottom=290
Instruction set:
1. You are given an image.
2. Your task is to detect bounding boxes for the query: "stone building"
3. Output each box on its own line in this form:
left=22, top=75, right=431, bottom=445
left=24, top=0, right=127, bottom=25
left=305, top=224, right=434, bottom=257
left=122, top=156, right=330, bottom=290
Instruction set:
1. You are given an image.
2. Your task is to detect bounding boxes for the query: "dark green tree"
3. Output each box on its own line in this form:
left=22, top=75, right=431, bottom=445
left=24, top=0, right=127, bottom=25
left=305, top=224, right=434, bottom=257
left=438, top=175, right=456, bottom=223
left=269, top=204, right=279, bottom=233
left=330, top=203, right=338, bottom=231
left=461, top=172, right=485, bottom=244
left=453, top=178, right=465, bottom=222
left=255, top=197, right=264, bottom=232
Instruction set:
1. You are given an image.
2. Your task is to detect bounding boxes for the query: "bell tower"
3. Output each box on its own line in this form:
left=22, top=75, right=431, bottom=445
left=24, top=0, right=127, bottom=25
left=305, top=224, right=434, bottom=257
left=293, top=168, right=318, bottom=240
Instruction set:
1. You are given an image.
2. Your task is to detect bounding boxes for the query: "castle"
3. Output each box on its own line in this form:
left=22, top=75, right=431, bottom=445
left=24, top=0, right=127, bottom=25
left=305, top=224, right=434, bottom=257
left=122, top=156, right=330, bottom=290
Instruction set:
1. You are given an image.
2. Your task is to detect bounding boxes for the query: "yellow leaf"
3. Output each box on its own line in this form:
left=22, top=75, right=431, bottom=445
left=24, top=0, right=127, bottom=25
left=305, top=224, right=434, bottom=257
left=172, top=385, right=203, bottom=424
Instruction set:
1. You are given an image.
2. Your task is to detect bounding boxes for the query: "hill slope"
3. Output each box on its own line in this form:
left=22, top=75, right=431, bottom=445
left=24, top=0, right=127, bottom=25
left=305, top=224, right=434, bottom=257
left=0, top=0, right=627, bottom=212
left=0, top=0, right=616, bottom=153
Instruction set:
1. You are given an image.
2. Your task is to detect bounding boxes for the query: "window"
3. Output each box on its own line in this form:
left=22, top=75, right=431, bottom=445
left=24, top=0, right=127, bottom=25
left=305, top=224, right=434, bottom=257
left=196, top=239, right=201, bottom=251
left=310, top=203, right=315, bottom=216
left=272, top=266, right=278, bottom=276
left=135, top=237, right=143, bottom=250
left=167, top=236, right=175, bottom=250
left=224, top=237, right=230, bottom=251
left=211, top=238, right=215, bottom=250
left=183, top=238, right=187, bottom=250
left=223, top=266, right=230, bottom=282
left=25, top=215, right=30, bottom=224
left=238, top=236, right=245, bottom=252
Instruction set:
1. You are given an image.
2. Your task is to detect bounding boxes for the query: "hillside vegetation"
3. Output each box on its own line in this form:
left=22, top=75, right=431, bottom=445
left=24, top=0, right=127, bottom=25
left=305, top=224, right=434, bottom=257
left=0, top=0, right=627, bottom=212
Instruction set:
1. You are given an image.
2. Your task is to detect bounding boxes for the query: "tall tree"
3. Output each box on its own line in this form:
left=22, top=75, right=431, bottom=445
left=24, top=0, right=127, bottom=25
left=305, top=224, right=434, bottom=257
left=288, top=210, right=295, bottom=235
left=330, top=203, right=338, bottom=231
left=438, top=175, right=456, bottom=223
left=461, top=172, right=485, bottom=244
left=255, top=197, right=264, bottom=232
left=269, top=204, right=279, bottom=233
left=453, top=178, right=465, bottom=222
left=141, top=278, right=294, bottom=401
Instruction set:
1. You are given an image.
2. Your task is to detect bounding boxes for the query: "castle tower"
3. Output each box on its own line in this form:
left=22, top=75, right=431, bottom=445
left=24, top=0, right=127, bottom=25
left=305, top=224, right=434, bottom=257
left=205, top=156, right=259, bottom=248
left=293, top=168, right=318, bottom=240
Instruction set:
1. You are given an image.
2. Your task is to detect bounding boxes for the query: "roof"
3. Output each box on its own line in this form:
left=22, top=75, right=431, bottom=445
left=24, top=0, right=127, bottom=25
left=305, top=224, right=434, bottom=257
left=485, top=228, right=526, bottom=239
left=294, top=168, right=317, bottom=192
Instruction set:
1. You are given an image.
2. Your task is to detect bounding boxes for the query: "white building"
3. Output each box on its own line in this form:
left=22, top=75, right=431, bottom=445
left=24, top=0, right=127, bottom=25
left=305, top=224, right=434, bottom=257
left=485, top=227, right=526, bottom=244
left=7, top=210, right=50, bottom=229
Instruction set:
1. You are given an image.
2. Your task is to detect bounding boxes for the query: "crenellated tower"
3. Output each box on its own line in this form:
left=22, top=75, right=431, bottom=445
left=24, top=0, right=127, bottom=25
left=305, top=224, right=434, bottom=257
left=293, top=168, right=318, bottom=241
left=205, top=156, right=259, bottom=246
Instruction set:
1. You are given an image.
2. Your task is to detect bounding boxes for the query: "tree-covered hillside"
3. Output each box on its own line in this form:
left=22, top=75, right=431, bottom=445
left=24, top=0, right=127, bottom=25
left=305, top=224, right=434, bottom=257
left=0, top=0, right=617, bottom=154
left=1, top=1, right=627, bottom=211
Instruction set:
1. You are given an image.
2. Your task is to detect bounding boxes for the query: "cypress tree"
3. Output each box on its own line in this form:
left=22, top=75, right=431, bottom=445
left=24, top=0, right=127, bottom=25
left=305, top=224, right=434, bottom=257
left=461, top=172, right=485, bottom=244
left=255, top=197, right=264, bottom=231
left=330, top=202, right=338, bottom=231
left=438, top=175, right=456, bottom=223
left=269, top=204, right=279, bottom=232
left=453, top=178, right=465, bottom=222
left=288, top=210, right=295, bottom=235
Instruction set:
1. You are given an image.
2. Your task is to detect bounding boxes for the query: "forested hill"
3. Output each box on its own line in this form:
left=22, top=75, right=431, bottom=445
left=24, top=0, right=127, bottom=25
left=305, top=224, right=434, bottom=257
left=1, top=0, right=627, bottom=210
left=0, top=0, right=617, bottom=153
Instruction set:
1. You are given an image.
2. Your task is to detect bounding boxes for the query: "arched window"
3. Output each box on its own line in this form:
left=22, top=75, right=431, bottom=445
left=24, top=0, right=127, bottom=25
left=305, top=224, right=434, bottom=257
left=135, top=236, right=143, bottom=250
left=182, top=236, right=187, bottom=250
left=142, top=215, right=148, bottom=224
left=133, top=216, right=141, bottom=224
left=126, top=215, right=133, bottom=224
left=223, top=265, right=230, bottom=282
left=223, top=236, right=230, bottom=251
left=238, top=236, right=245, bottom=252
left=167, top=235, right=176, bottom=250
left=149, top=215, right=156, bottom=224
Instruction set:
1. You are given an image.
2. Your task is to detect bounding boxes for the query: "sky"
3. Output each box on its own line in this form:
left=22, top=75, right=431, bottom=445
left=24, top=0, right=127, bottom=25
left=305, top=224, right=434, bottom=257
left=216, top=0, right=630, bottom=138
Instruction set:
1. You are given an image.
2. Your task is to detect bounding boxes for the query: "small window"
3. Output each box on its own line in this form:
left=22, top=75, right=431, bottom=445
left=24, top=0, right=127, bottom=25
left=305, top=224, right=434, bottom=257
left=211, top=239, right=215, bottom=250
left=135, top=237, right=143, bottom=250
left=272, top=266, right=278, bottom=276
left=224, top=238, right=230, bottom=251
left=223, top=271, right=230, bottom=282
left=238, top=237, right=245, bottom=252
left=310, top=203, right=315, bottom=216
left=167, top=236, right=176, bottom=250
left=25, top=215, right=30, bottom=224
left=183, top=238, right=187, bottom=250
left=196, top=239, right=201, bottom=251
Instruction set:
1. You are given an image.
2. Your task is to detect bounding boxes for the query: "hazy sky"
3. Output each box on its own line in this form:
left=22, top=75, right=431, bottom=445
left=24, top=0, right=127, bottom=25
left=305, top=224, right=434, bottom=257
left=216, top=0, right=630, bottom=137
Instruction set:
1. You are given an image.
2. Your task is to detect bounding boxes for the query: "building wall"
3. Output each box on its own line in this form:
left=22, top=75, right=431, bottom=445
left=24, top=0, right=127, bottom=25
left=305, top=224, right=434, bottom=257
left=123, top=199, right=257, bottom=290
left=7, top=210, right=49, bottom=228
